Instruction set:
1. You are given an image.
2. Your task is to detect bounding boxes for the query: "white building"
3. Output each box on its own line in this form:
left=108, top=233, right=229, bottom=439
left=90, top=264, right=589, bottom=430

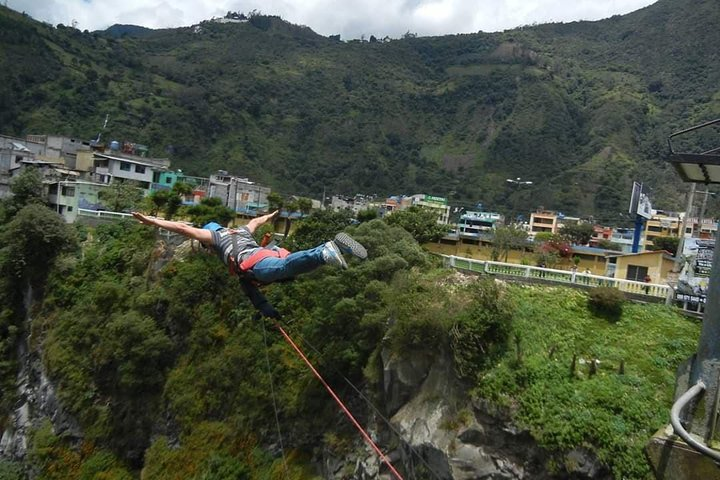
left=208, top=171, right=270, bottom=214
left=91, top=152, right=170, bottom=192
left=409, top=194, right=451, bottom=224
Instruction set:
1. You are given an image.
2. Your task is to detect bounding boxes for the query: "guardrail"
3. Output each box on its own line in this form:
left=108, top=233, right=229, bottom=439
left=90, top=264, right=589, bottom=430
left=77, top=209, right=174, bottom=238
left=78, top=208, right=133, bottom=219
left=442, top=255, right=671, bottom=298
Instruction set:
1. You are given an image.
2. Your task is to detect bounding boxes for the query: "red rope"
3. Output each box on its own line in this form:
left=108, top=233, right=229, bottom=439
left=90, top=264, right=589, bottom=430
left=273, top=321, right=405, bottom=480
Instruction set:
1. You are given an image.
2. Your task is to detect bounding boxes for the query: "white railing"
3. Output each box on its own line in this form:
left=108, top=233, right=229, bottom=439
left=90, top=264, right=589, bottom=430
left=78, top=208, right=133, bottom=219
left=442, top=255, right=671, bottom=299
left=77, top=209, right=175, bottom=237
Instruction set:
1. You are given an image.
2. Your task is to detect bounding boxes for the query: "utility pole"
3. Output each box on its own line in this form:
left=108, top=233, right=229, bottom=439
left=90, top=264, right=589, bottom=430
left=675, top=183, right=696, bottom=270
left=666, top=183, right=696, bottom=305
left=697, top=189, right=716, bottom=236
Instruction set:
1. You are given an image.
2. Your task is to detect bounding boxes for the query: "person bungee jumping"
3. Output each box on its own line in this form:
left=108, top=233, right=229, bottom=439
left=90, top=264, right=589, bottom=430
left=131, top=210, right=367, bottom=316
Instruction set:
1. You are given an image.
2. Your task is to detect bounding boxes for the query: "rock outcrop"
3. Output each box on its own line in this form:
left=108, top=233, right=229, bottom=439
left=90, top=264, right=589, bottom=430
left=325, top=346, right=611, bottom=479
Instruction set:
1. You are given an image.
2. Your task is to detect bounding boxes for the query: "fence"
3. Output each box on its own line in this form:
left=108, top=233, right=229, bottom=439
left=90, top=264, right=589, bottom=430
left=77, top=209, right=174, bottom=238
left=442, top=255, right=671, bottom=299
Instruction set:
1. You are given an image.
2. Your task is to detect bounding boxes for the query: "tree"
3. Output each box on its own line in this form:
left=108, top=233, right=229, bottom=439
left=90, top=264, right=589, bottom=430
left=648, top=236, right=680, bottom=253
left=165, top=181, right=193, bottom=220
left=357, top=208, right=378, bottom=223
left=146, top=190, right=169, bottom=216
left=384, top=206, right=448, bottom=244
left=267, top=192, right=284, bottom=212
left=9, top=167, right=44, bottom=207
left=491, top=225, right=529, bottom=261
left=296, top=197, right=313, bottom=215
left=186, top=197, right=235, bottom=227
left=285, top=209, right=354, bottom=250
left=560, top=222, right=595, bottom=246
left=534, top=234, right=572, bottom=267
left=597, top=239, right=623, bottom=251
left=0, top=203, right=78, bottom=289
left=99, top=181, right=143, bottom=212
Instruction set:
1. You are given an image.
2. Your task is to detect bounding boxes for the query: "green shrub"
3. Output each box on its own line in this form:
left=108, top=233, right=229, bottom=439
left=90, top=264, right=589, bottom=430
left=0, top=460, right=24, bottom=480
left=588, top=287, right=625, bottom=320
left=451, top=279, right=514, bottom=380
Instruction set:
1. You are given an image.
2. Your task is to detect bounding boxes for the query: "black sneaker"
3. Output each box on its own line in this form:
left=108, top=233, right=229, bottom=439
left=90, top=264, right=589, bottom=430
left=333, top=232, right=367, bottom=259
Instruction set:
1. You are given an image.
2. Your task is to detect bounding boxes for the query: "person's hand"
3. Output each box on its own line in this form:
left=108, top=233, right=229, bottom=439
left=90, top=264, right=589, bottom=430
left=132, top=212, right=154, bottom=226
left=269, top=210, right=280, bottom=220
left=259, top=302, right=281, bottom=319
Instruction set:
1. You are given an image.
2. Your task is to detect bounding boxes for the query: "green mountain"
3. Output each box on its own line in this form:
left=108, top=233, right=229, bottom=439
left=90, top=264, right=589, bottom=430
left=1, top=0, right=719, bottom=223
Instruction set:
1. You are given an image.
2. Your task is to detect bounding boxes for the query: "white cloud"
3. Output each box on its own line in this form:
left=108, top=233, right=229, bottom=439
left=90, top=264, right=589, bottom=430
left=8, top=0, right=658, bottom=38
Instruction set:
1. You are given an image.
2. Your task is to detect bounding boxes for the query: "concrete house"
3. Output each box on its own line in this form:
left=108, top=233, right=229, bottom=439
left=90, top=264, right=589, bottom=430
left=529, top=209, right=559, bottom=237
left=91, top=151, right=170, bottom=192
left=609, top=250, right=676, bottom=283
left=208, top=171, right=270, bottom=214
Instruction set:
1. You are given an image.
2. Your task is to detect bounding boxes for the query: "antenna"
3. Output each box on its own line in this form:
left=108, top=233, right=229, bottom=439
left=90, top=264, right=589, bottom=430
left=95, top=114, right=109, bottom=143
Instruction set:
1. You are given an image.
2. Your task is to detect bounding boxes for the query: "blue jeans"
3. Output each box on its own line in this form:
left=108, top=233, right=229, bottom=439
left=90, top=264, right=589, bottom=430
left=250, top=244, right=326, bottom=283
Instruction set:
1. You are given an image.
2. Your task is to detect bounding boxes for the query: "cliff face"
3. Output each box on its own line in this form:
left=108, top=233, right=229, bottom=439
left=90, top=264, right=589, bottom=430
left=324, top=346, right=611, bottom=480
left=0, top=286, right=82, bottom=471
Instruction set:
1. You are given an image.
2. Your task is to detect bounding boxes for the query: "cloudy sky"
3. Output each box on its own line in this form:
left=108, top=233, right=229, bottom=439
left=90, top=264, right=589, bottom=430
left=10, top=0, right=658, bottom=39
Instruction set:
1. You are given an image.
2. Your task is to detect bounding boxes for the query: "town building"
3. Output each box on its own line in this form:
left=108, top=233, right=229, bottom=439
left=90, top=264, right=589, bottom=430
left=608, top=250, right=676, bottom=283
left=688, top=217, right=718, bottom=240
left=208, top=171, right=270, bottom=214
left=643, top=210, right=685, bottom=250
left=609, top=227, right=636, bottom=253
left=47, top=179, right=108, bottom=223
left=456, top=211, right=503, bottom=240
left=0, top=135, right=35, bottom=197
left=329, top=194, right=373, bottom=214
left=529, top=209, right=559, bottom=237
left=152, top=170, right=210, bottom=205
left=408, top=194, right=451, bottom=224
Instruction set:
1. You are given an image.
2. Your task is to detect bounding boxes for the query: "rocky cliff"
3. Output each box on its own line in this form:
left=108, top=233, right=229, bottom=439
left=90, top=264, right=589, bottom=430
left=323, top=346, right=611, bottom=479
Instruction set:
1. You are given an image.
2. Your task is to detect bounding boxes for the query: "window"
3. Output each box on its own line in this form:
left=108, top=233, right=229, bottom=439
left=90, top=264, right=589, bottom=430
left=165, top=177, right=173, bottom=184
left=61, top=186, right=75, bottom=197
left=15, top=155, right=22, bottom=164
left=120, top=162, right=131, bottom=171
left=626, top=265, right=648, bottom=282
left=135, top=165, right=146, bottom=174
left=67, top=206, right=73, bottom=212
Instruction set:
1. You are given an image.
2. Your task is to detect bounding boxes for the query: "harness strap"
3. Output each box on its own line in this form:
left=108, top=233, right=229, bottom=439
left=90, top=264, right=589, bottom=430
left=239, top=247, right=290, bottom=271
left=228, top=230, right=241, bottom=276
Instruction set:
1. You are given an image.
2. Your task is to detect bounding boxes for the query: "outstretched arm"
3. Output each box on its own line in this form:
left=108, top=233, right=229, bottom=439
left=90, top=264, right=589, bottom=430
left=132, top=212, right=214, bottom=245
left=246, top=210, right=279, bottom=234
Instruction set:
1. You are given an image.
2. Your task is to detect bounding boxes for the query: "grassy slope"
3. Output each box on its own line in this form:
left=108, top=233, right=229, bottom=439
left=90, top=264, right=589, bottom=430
left=477, top=285, right=699, bottom=478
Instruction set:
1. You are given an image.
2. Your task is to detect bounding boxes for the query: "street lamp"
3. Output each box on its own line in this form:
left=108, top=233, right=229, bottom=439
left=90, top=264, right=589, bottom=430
left=506, top=177, right=533, bottom=186
left=647, top=118, right=720, bottom=475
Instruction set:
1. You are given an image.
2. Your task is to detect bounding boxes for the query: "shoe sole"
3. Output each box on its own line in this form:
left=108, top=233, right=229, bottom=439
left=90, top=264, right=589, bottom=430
left=334, top=233, right=367, bottom=259
left=325, top=241, right=348, bottom=269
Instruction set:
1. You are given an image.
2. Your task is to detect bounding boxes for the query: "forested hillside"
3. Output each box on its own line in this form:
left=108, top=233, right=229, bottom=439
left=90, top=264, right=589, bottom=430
left=1, top=0, right=719, bottom=221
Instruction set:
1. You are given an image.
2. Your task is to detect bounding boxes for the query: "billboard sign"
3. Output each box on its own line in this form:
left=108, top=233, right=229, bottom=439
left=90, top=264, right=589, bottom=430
left=675, top=238, right=715, bottom=304
left=424, top=195, right=448, bottom=205
left=694, top=239, right=714, bottom=277
left=629, top=182, right=653, bottom=219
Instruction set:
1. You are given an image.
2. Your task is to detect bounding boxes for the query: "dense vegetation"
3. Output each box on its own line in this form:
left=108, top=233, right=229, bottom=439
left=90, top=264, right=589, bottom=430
left=0, top=193, right=701, bottom=478
left=2, top=0, right=720, bottom=223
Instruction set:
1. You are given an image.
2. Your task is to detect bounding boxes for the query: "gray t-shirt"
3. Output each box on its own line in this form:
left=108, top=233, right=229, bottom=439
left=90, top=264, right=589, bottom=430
left=210, top=227, right=261, bottom=266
